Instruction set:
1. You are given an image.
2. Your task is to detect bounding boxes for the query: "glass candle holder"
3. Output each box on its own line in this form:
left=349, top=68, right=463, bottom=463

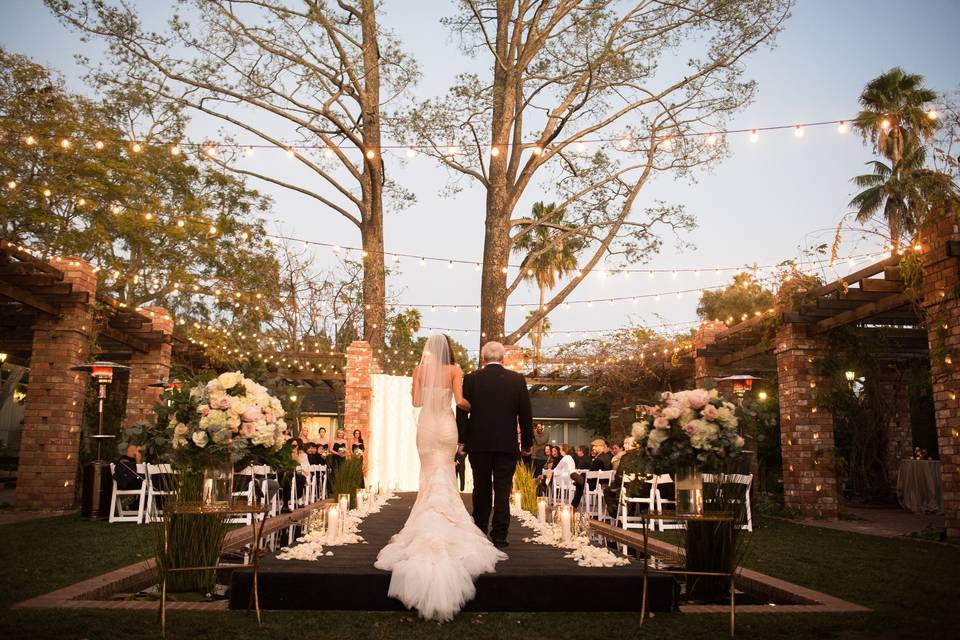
left=536, top=497, right=548, bottom=524
left=326, top=505, right=340, bottom=544
left=338, top=492, right=351, bottom=514
left=556, top=504, right=573, bottom=542
left=356, top=488, right=368, bottom=514
left=511, top=490, right=522, bottom=512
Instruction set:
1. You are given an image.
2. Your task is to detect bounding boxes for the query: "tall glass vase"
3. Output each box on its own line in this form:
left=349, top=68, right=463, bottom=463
left=674, top=466, right=704, bottom=515
left=201, top=459, right=235, bottom=508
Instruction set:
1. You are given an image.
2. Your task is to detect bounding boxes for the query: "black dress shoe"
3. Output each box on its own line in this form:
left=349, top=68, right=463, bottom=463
left=492, top=538, right=510, bottom=548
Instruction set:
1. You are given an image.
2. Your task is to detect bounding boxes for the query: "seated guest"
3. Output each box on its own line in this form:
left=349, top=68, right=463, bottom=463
left=571, top=438, right=614, bottom=509
left=546, top=443, right=576, bottom=486
left=612, top=436, right=635, bottom=471
left=549, top=445, right=562, bottom=470
left=574, top=444, right=590, bottom=470
left=351, top=428, right=365, bottom=455
left=305, top=442, right=325, bottom=466
left=609, top=440, right=624, bottom=468
left=113, top=445, right=144, bottom=511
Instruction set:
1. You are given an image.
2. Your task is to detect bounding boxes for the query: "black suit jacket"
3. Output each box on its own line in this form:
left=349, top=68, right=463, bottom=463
left=456, top=363, right=533, bottom=454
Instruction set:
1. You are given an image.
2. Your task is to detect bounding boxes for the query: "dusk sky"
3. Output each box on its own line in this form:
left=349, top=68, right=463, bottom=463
left=3, top=0, right=959, bottom=354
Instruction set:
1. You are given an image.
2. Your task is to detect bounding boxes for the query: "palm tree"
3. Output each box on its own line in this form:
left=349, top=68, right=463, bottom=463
left=854, top=68, right=938, bottom=167
left=513, top=201, right=583, bottom=365
left=850, top=141, right=960, bottom=244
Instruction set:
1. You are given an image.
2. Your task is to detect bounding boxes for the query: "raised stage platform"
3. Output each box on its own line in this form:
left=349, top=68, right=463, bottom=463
left=230, top=493, right=677, bottom=614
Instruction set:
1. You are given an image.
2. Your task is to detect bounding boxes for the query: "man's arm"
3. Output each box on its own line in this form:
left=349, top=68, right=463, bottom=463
left=517, top=373, right=534, bottom=452
left=456, top=372, right=474, bottom=445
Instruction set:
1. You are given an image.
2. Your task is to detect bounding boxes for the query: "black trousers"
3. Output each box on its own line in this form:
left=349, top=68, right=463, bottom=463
left=468, top=451, right=516, bottom=541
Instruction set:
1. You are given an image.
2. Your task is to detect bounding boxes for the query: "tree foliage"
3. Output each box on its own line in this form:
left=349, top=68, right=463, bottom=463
left=0, top=48, right=276, bottom=331
left=697, top=272, right=775, bottom=324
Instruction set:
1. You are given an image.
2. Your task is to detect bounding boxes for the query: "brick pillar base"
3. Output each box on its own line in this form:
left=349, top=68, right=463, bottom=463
left=123, top=307, right=173, bottom=429
left=16, top=257, right=96, bottom=510
left=344, top=341, right=378, bottom=455
left=775, top=323, right=839, bottom=519
left=920, top=214, right=960, bottom=538
left=502, top=344, right=525, bottom=372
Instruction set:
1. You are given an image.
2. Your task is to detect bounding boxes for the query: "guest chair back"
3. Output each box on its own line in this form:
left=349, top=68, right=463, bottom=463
left=108, top=462, right=148, bottom=523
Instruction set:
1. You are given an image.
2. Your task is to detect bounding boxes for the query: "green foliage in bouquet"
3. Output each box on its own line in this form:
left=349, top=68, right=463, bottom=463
left=331, top=454, right=364, bottom=508
left=512, top=462, right=538, bottom=514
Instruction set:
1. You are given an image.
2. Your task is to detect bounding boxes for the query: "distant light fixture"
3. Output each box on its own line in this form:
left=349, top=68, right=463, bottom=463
left=757, top=391, right=768, bottom=401
left=568, top=400, right=576, bottom=409
left=845, top=370, right=856, bottom=382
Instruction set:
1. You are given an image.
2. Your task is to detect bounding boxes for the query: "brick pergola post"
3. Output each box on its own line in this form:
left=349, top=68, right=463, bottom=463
left=774, top=322, right=839, bottom=519
left=16, top=257, right=97, bottom=510
left=920, top=214, right=960, bottom=538
left=694, top=320, right=728, bottom=388
left=122, top=307, right=173, bottom=429
left=344, top=340, right=379, bottom=447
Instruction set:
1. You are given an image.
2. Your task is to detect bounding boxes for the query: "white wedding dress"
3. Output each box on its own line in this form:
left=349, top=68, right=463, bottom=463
left=374, top=384, right=506, bottom=621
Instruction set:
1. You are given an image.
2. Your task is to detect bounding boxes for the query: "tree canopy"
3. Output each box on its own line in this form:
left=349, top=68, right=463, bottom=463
left=696, top=273, right=776, bottom=324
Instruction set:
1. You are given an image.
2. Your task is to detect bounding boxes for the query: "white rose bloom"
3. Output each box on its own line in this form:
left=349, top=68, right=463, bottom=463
left=709, top=388, right=720, bottom=400
left=174, top=423, right=189, bottom=436
left=662, top=406, right=681, bottom=420
left=217, top=371, right=241, bottom=390
left=191, top=431, right=209, bottom=448
left=631, top=421, right=648, bottom=440
left=229, top=396, right=245, bottom=416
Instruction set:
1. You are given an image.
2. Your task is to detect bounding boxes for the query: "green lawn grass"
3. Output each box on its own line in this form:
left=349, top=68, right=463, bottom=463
left=0, top=514, right=957, bottom=639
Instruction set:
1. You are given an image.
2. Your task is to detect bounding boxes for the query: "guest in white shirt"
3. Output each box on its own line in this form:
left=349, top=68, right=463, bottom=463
left=547, top=443, right=576, bottom=484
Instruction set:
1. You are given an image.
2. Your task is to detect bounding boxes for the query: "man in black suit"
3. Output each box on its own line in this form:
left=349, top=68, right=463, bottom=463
left=571, top=438, right=613, bottom=509
left=456, top=341, right=533, bottom=548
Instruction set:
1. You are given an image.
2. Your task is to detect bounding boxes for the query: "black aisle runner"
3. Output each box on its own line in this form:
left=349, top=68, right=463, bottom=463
left=230, top=493, right=676, bottom=612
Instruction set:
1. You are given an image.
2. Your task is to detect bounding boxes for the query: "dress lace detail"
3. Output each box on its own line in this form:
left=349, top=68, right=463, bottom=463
left=374, top=387, right=506, bottom=621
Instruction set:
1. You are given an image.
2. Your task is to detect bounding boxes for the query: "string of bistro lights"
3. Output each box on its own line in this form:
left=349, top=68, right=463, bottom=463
left=3, top=110, right=941, bottom=159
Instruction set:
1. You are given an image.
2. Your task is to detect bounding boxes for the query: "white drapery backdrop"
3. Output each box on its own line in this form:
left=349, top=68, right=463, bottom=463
left=367, top=373, right=472, bottom=493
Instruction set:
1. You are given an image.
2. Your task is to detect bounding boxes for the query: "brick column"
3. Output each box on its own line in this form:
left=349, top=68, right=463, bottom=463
left=694, top=320, right=728, bottom=387
left=920, top=215, right=960, bottom=538
left=774, top=323, right=839, bottom=519
left=344, top=340, right=379, bottom=447
left=502, top=344, right=525, bottom=372
left=123, top=307, right=173, bottom=429
left=16, top=257, right=97, bottom=510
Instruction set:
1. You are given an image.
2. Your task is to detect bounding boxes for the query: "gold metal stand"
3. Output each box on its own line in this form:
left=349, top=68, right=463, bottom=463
left=159, top=502, right=269, bottom=637
left=637, top=510, right=737, bottom=637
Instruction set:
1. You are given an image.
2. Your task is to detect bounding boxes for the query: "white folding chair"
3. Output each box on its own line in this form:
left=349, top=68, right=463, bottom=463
left=108, top=462, right=147, bottom=523
left=615, top=474, right=658, bottom=553
left=306, top=464, right=327, bottom=503
left=653, top=474, right=684, bottom=531
left=584, top=469, right=615, bottom=521
left=145, top=463, right=175, bottom=523
left=702, top=473, right=753, bottom=532
left=552, top=472, right=575, bottom=505
left=226, top=466, right=256, bottom=525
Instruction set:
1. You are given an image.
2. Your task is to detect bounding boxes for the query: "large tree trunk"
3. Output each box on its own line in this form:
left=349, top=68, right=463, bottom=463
left=360, top=0, right=386, bottom=360
left=479, top=0, right=515, bottom=348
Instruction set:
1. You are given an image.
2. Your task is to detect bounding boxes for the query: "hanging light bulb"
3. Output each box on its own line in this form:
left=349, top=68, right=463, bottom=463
left=749, top=129, right=759, bottom=143
left=131, top=141, right=143, bottom=153
left=793, top=125, right=804, bottom=138
left=837, top=121, right=848, bottom=133
left=365, top=148, right=376, bottom=159
left=406, top=147, right=417, bottom=158
left=927, top=109, right=939, bottom=120
left=286, top=148, right=295, bottom=158
left=705, top=133, right=718, bottom=146
left=25, top=135, right=36, bottom=145
left=6, top=180, right=15, bottom=189
left=490, top=146, right=501, bottom=157
left=60, top=138, right=71, bottom=149
left=94, top=140, right=105, bottom=150
left=880, top=118, right=891, bottom=131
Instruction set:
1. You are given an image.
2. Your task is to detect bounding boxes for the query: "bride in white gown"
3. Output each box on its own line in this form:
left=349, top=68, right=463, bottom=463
left=374, top=334, right=507, bottom=621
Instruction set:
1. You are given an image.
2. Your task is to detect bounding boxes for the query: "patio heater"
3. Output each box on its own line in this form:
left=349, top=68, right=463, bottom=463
left=148, top=378, right=183, bottom=406
left=716, top=374, right=764, bottom=399
left=71, top=361, right=129, bottom=519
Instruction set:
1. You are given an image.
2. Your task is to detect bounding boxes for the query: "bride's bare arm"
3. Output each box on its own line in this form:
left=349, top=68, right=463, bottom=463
left=412, top=365, right=423, bottom=407
left=452, top=366, right=470, bottom=410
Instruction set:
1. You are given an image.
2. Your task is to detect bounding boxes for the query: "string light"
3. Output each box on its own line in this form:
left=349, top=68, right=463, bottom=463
left=131, top=142, right=143, bottom=153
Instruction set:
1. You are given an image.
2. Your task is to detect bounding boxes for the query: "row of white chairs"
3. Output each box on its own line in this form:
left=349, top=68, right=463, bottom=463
left=108, top=463, right=328, bottom=524
left=548, top=468, right=617, bottom=522
left=616, top=473, right=754, bottom=534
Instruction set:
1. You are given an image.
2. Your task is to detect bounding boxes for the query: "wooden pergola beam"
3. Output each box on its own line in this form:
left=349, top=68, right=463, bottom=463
left=0, top=281, right=59, bottom=316
left=812, top=290, right=915, bottom=334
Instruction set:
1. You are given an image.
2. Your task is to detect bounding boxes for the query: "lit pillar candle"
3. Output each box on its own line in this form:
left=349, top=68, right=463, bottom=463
left=356, top=489, right=367, bottom=514
left=537, top=497, right=548, bottom=523
left=338, top=493, right=350, bottom=514
left=512, top=491, right=522, bottom=512
left=326, top=506, right=340, bottom=544
left=560, top=505, right=572, bottom=542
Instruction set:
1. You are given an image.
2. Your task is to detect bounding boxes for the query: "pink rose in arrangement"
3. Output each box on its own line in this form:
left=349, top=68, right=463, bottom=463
left=264, top=412, right=275, bottom=423
left=241, top=405, right=263, bottom=423
left=653, top=417, right=670, bottom=429
left=683, top=423, right=697, bottom=434
left=217, top=397, right=231, bottom=409
left=702, top=404, right=719, bottom=420
left=686, top=389, right=711, bottom=409
left=198, top=405, right=210, bottom=416
left=644, top=405, right=659, bottom=416
left=240, top=422, right=256, bottom=437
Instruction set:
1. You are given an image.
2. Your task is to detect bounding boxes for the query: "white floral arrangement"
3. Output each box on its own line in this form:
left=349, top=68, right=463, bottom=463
left=155, top=371, right=290, bottom=467
left=632, top=388, right=744, bottom=473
